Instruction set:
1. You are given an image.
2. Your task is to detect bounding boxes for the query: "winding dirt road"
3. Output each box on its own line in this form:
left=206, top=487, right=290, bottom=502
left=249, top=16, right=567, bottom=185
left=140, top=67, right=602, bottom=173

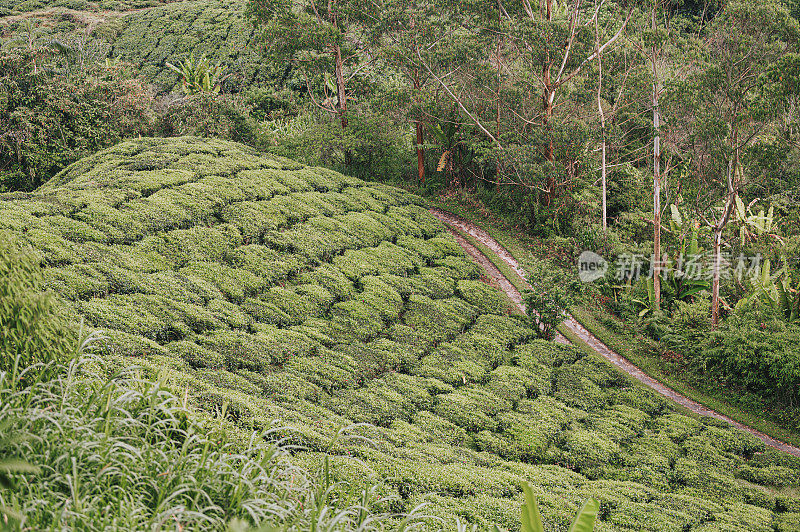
left=431, top=207, right=800, bottom=458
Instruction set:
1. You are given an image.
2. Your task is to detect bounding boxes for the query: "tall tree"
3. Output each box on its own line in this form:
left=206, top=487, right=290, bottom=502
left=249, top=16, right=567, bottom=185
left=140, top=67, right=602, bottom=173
left=378, top=0, right=455, bottom=183
left=630, top=0, right=671, bottom=309
left=248, top=0, right=379, bottom=130
left=668, top=0, right=799, bottom=327
left=418, top=0, right=630, bottom=206
left=523, top=0, right=631, bottom=203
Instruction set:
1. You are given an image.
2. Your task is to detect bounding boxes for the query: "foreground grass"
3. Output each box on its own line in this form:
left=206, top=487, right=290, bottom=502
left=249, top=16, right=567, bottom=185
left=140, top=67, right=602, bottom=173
left=429, top=193, right=800, bottom=450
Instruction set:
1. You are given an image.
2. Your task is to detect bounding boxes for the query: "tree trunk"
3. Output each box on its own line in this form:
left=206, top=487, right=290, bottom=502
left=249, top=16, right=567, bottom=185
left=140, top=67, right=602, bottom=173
left=596, top=25, right=607, bottom=232
left=416, top=120, right=425, bottom=182
left=333, top=43, right=351, bottom=168
left=711, top=160, right=738, bottom=329
left=652, top=7, right=662, bottom=310
left=543, top=83, right=555, bottom=205
left=413, top=71, right=425, bottom=182
left=711, top=227, right=722, bottom=328
left=542, top=0, right=555, bottom=205
left=334, top=44, right=348, bottom=128
left=601, top=136, right=607, bottom=231
left=496, top=27, right=503, bottom=184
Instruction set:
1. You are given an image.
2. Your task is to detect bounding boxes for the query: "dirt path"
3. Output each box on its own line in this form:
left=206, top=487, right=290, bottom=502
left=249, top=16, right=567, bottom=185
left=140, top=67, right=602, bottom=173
left=431, top=207, right=800, bottom=458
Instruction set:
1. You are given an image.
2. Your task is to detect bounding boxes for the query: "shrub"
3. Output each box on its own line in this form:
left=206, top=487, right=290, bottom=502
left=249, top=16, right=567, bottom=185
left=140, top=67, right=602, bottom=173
left=99, top=328, right=169, bottom=359
left=433, top=387, right=511, bottom=433
left=488, top=365, right=538, bottom=403
left=522, top=258, right=578, bottom=340
left=553, top=369, right=609, bottom=412
left=168, top=339, right=226, bottom=369
left=359, top=277, right=404, bottom=322
left=693, top=303, right=800, bottom=404
left=434, top=255, right=483, bottom=280
left=560, top=429, right=622, bottom=472
left=270, top=112, right=409, bottom=184
left=0, top=50, right=153, bottom=191
left=456, top=280, right=510, bottom=314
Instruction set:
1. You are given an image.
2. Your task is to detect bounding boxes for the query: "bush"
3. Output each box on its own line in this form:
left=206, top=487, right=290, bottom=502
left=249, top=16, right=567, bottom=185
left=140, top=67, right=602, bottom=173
left=457, top=279, right=512, bottom=315
left=694, top=303, right=800, bottom=404
left=157, top=93, right=261, bottom=146
left=270, top=111, right=409, bottom=183
left=522, top=258, right=579, bottom=340
left=0, top=51, right=153, bottom=191
left=0, top=237, right=75, bottom=379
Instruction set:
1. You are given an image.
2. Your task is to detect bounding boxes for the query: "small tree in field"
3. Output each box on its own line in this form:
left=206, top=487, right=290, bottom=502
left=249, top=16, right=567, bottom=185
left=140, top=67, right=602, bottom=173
left=248, top=0, right=379, bottom=131
left=523, top=260, right=578, bottom=340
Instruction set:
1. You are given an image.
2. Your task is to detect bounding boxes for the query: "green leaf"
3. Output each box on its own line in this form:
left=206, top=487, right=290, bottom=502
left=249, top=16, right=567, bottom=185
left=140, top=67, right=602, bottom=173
left=670, top=204, right=682, bottom=227
left=568, top=498, right=599, bottom=532
left=677, top=286, right=707, bottom=300
left=762, top=259, right=772, bottom=285
left=688, top=226, right=699, bottom=258
left=520, top=482, right=544, bottom=532
left=0, top=458, right=40, bottom=476
left=735, top=195, right=746, bottom=222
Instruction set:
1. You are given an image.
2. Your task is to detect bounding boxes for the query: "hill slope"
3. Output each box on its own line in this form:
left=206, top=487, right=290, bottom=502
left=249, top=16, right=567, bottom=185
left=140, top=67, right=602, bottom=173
left=0, top=0, right=274, bottom=93
left=2, top=137, right=799, bottom=530
left=104, top=0, right=274, bottom=92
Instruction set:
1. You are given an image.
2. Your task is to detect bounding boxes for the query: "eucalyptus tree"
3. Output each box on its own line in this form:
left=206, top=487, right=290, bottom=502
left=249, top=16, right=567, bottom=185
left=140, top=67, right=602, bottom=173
left=376, top=0, right=461, bottom=183
left=248, top=0, right=381, bottom=130
left=628, top=0, right=673, bottom=309
left=507, top=0, right=631, bottom=203
left=419, top=0, right=631, bottom=207
left=666, top=0, right=799, bottom=328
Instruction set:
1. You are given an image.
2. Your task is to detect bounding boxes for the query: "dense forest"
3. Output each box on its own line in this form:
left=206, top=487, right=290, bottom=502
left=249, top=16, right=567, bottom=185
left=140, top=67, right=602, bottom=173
left=2, top=0, right=800, bottom=530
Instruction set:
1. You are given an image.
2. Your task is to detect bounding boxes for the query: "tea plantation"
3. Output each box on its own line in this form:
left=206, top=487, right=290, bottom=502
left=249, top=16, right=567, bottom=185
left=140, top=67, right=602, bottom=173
left=1, top=137, right=799, bottom=530
left=0, top=0, right=270, bottom=92
left=102, top=0, right=273, bottom=91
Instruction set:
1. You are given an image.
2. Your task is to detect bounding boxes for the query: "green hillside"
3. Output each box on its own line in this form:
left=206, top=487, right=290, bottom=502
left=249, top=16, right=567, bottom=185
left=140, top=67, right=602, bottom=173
left=2, top=137, right=799, bottom=530
left=0, top=0, right=179, bottom=15
left=0, top=0, right=273, bottom=92
left=103, top=0, right=274, bottom=92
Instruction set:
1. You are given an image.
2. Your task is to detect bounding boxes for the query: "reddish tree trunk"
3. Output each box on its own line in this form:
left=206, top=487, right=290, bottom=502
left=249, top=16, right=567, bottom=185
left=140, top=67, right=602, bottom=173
left=416, top=121, right=425, bottom=182
left=414, top=73, right=425, bottom=182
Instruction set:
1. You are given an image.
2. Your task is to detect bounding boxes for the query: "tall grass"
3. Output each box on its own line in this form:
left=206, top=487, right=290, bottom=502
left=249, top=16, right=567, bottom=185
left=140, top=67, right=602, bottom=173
left=0, top=341, right=429, bottom=530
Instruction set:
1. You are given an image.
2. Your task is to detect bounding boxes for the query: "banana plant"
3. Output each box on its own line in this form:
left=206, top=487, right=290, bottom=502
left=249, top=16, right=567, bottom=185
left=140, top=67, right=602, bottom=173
left=735, top=196, right=780, bottom=244
left=736, top=259, right=800, bottom=322
left=430, top=118, right=459, bottom=174
left=166, top=53, right=228, bottom=96
left=519, top=482, right=599, bottom=532
left=632, top=277, right=657, bottom=318
left=646, top=204, right=710, bottom=312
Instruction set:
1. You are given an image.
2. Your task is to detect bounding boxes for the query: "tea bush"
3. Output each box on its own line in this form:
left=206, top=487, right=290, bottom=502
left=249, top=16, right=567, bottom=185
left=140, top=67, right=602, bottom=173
left=3, top=137, right=800, bottom=529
